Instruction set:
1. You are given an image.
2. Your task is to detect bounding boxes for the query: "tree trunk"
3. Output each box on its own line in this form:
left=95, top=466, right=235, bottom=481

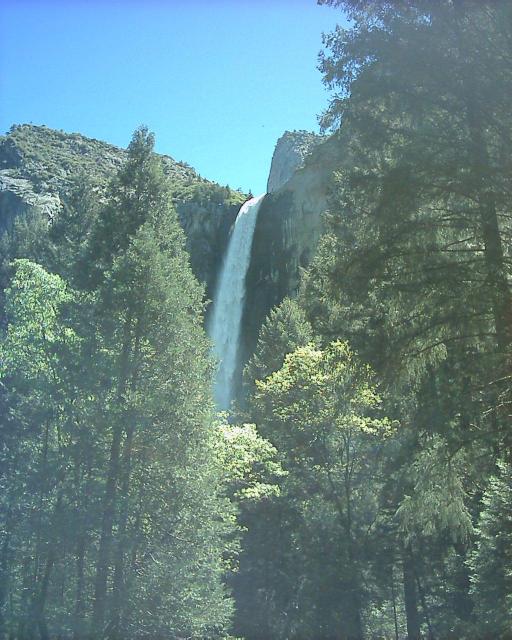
left=109, top=316, right=142, bottom=640
left=122, top=454, right=148, bottom=633
left=108, top=424, right=134, bottom=640
left=345, top=585, right=364, bottom=640
left=402, top=545, right=421, bottom=640
left=91, top=422, right=123, bottom=637
left=73, top=412, right=94, bottom=639
left=73, top=534, right=86, bottom=640
left=464, top=83, right=512, bottom=354
left=391, top=563, right=400, bottom=640
left=0, top=511, right=12, bottom=640
left=451, top=541, right=474, bottom=624
left=344, top=520, right=364, bottom=639
left=16, top=557, right=32, bottom=640
left=92, top=314, right=133, bottom=638
left=27, top=495, right=62, bottom=640
left=34, top=550, right=56, bottom=640
left=414, top=572, right=434, bottom=640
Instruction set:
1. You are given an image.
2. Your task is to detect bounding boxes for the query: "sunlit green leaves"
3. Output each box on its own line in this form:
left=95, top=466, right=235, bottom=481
left=215, top=422, right=285, bottom=501
left=1, top=259, right=77, bottom=379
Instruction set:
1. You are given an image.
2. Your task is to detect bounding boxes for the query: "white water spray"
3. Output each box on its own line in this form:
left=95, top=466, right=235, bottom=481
left=208, top=194, right=266, bottom=410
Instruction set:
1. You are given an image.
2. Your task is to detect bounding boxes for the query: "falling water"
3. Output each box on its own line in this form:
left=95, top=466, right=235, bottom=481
left=208, top=194, right=266, bottom=410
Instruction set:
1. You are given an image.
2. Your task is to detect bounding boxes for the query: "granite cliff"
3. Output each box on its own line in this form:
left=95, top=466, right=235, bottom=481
left=266, top=130, right=324, bottom=193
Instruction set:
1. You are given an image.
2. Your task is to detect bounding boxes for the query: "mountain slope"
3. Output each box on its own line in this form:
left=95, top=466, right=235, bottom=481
left=0, top=124, right=245, bottom=291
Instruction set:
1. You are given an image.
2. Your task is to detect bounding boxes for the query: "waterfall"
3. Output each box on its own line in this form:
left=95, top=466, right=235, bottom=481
left=208, top=194, right=266, bottom=410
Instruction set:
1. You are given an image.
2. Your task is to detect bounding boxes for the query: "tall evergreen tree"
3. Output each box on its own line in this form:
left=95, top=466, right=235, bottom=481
left=298, top=2, right=512, bottom=636
left=234, top=298, right=314, bottom=639
left=0, top=128, right=239, bottom=639
left=86, top=127, right=232, bottom=639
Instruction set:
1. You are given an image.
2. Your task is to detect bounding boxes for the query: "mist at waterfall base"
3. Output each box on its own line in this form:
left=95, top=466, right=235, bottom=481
left=208, top=194, right=266, bottom=411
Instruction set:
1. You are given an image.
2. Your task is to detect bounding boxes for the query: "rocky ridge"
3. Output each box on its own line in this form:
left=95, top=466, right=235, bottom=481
left=0, top=124, right=245, bottom=291
left=0, top=124, right=343, bottom=373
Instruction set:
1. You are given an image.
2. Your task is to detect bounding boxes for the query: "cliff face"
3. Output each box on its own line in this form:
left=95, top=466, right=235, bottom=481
left=176, top=195, right=240, bottom=297
left=266, top=130, right=324, bottom=193
left=241, top=132, right=343, bottom=363
left=0, top=124, right=244, bottom=293
left=0, top=172, right=61, bottom=232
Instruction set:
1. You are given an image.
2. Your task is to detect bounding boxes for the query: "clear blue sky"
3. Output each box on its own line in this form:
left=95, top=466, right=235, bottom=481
left=0, top=1, right=347, bottom=194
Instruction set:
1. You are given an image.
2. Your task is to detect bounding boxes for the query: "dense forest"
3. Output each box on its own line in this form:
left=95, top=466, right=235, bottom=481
left=1, top=1, right=512, bottom=639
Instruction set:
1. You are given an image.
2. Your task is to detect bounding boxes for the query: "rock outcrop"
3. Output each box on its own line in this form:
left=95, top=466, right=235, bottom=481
left=266, top=130, right=324, bottom=193
left=0, top=172, right=61, bottom=232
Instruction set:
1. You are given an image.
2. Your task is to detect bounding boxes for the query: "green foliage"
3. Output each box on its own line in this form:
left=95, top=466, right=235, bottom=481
left=244, top=297, right=314, bottom=388
left=244, top=341, right=393, bottom=639
left=469, top=461, right=512, bottom=638
left=296, top=2, right=512, bottom=637
left=255, top=340, right=392, bottom=443
left=0, top=128, right=241, bottom=639
left=0, top=206, right=52, bottom=325
left=173, top=181, right=246, bottom=208
left=2, top=3, right=512, bottom=636
left=1, top=124, right=199, bottom=192
left=396, top=437, right=473, bottom=543
left=1, top=259, right=76, bottom=376
left=215, top=422, right=285, bottom=501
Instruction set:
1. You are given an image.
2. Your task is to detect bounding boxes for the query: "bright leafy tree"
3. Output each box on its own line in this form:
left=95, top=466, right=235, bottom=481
left=251, top=341, right=392, bottom=640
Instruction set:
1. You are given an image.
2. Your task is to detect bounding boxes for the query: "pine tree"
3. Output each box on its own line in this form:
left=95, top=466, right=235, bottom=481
left=469, top=461, right=512, bottom=639
left=314, top=0, right=512, bottom=412
left=244, top=297, right=314, bottom=386
left=300, top=3, right=512, bottom=636
left=0, top=129, right=237, bottom=639
left=0, top=259, right=80, bottom=640
left=233, top=298, right=314, bottom=639
left=87, top=127, right=233, bottom=639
